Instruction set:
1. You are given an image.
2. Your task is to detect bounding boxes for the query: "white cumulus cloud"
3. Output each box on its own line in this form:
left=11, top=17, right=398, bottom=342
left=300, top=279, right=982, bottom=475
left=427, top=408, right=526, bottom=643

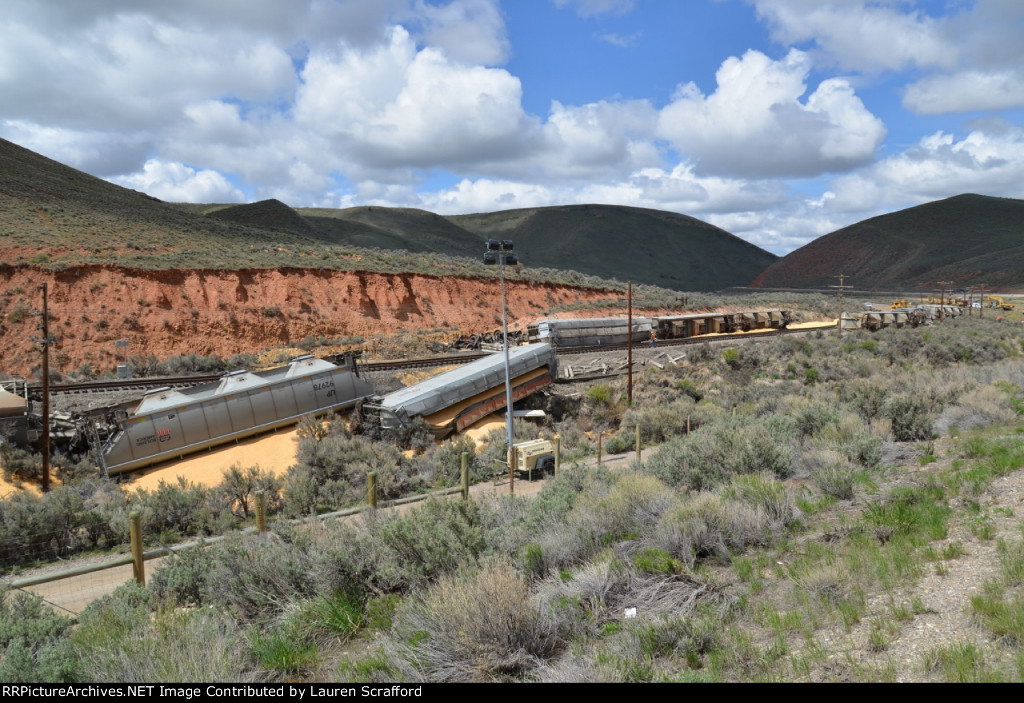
left=657, top=49, right=886, bottom=178
left=110, top=160, right=245, bottom=203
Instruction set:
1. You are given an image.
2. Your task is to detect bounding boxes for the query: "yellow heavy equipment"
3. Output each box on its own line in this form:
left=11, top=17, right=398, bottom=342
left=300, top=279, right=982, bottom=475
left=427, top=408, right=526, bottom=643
left=890, top=299, right=911, bottom=309
left=987, top=295, right=1016, bottom=311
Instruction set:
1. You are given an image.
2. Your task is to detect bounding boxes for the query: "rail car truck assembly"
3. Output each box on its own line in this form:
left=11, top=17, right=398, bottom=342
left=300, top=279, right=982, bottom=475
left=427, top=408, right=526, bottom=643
left=368, top=343, right=557, bottom=438
left=98, top=354, right=374, bottom=475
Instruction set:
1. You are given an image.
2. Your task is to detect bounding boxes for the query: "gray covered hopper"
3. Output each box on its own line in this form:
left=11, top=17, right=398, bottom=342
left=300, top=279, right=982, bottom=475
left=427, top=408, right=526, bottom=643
left=373, top=343, right=556, bottom=435
left=100, top=355, right=374, bottom=475
left=527, top=318, right=652, bottom=347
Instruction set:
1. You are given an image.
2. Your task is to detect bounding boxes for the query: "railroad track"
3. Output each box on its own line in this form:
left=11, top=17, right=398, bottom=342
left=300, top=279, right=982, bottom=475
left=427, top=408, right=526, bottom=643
left=28, top=325, right=826, bottom=400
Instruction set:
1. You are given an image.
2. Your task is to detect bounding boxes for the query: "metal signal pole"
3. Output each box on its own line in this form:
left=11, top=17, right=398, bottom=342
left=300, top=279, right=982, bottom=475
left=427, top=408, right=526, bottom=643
left=627, top=282, right=633, bottom=406
left=38, top=283, right=51, bottom=492
left=483, top=239, right=518, bottom=492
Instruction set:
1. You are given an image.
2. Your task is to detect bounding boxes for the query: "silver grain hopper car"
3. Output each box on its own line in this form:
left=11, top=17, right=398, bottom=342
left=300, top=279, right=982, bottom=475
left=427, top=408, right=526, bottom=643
left=370, top=343, right=556, bottom=437
left=99, top=355, right=374, bottom=475
left=0, top=380, right=31, bottom=446
left=527, top=318, right=652, bottom=348
left=0, top=381, right=27, bottom=419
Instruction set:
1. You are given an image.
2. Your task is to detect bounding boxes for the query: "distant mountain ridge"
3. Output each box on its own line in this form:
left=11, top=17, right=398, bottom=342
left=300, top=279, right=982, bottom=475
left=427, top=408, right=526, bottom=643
left=4, top=135, right=1020, bottom=292
left=751, top=194, right=1024, bottom=290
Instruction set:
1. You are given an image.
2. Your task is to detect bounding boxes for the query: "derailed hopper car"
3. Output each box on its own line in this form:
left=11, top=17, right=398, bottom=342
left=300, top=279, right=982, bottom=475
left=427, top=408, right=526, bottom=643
left=99, top=355, right=374, bottom=475
left=370, top=343, right=556, bottom=438
left=527, top=318, right=652, bottom=347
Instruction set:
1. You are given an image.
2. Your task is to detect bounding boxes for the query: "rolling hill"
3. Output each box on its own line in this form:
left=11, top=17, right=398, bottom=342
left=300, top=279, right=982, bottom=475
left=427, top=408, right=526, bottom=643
left=750, top=194, right=1024, bottom=291
left=0, top=135, right=778, bottom=291
left=448, top=205, right=777, bottom=291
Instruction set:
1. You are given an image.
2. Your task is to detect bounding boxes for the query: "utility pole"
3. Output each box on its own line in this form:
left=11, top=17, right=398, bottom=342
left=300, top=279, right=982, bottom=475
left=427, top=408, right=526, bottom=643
left=627, top=282, right=633, bottom=406
left=830, top=274, right=850, bottom=337
left=978, top=283, right=986, bottom=319
left=937, top=281, right=953, bottom=322
left=37, top=283, right=52, bottom=492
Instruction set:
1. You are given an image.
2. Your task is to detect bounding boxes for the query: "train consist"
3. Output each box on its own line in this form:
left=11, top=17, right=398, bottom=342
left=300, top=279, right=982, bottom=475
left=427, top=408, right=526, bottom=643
left=843, top=304, right=962, bottom=332
left=97, top=354, right=375, bottom=475
left=2, top=344, right=559, bottom=475
left=366, top=343, right=556, bottom=438
left=4, top=309, right=791, bottom=477
left=527, top=310, right=794, bottom=348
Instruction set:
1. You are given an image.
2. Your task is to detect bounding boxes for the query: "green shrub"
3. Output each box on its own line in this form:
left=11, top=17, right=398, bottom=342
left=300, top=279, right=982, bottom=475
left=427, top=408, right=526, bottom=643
left=587, top=384, right=614, bottom=406
left=885, top=394, right=935, bottom=442
left=149, top=543, right=216, bottom=606
left=73, top=583, right=251, bottom=683
left=370, top=498, right=487, bottom=590
left=249, top=622, right=319, bottom=676
left=652, top=493, right=778, bottom=567
left=130, top=477, right=223, bottom=542
left=645, top=417, right=792, bottom=492
left=632, top=548, right=684, bottom=575
left=383, top=560, right=563, bottom=682
left=0, top=587, right=76, bottom=682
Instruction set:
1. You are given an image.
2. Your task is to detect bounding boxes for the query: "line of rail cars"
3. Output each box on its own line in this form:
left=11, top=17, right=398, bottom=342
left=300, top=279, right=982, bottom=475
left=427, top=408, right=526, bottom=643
left=98, top=354, right=375, bottom=475
left=527, top=310, right=793, bottom=348
left=366, top=343, right=557, bottom=438
left=844, top=304, right=960, bottom=332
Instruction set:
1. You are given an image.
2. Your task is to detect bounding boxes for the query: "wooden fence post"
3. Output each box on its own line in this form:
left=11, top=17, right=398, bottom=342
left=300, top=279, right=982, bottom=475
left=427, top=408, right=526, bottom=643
left=508, top=445, right=516, bottom=495
left=635, top=424, right=641, bottom=464
left=368, top=471, right=377, bottom=509
left=597, top=431, right=602, bottom=466
left=255, top=490, right=266, bottom=533
left=461, top=452, right=469, bottom=500
left=554, top=435, right=560, bottom=476
left=129, top=511, right=145, bottom=587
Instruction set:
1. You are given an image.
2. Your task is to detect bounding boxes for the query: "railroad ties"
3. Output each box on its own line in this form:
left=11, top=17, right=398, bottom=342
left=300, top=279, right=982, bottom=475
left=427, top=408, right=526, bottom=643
left=558, top=351, right=686, bottom=382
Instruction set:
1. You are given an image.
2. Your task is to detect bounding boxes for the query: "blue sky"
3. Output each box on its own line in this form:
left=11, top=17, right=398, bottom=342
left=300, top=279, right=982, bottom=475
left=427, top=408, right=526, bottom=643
left=2, top=0, right=1022, bottom=256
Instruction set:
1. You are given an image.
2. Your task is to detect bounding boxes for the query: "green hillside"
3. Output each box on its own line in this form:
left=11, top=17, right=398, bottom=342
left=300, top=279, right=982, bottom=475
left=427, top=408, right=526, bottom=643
left=296, top=206, right=483, bottom=253
left=449, top=204, right=777, bottom=291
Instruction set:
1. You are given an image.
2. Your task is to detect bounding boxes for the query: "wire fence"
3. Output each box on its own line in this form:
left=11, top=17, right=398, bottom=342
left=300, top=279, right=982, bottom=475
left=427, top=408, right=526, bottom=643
left=1, top=465, right=473, bottom=617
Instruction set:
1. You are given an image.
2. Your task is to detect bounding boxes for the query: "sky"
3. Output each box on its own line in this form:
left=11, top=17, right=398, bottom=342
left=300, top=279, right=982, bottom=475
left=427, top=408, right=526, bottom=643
left=1, top=1, right=1022, bottom=256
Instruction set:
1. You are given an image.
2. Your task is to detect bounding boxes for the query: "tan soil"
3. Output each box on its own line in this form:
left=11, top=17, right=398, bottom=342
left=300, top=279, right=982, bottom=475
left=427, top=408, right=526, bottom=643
left=0, top=265, right=637, bottom=378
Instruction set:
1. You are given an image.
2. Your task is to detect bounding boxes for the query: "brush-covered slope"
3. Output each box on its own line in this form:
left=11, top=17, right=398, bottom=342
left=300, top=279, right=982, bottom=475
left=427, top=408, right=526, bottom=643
left=0, top=136, right=775, bottom=291
left=206, top=199, right=320, bottom=238
left=0, top=137, right=321, bottom=269
left=296, top=206, right=484, bottom=253
left=751, top=194, right=1024, bottom=290
left=448, top=204, right=777, bottom=291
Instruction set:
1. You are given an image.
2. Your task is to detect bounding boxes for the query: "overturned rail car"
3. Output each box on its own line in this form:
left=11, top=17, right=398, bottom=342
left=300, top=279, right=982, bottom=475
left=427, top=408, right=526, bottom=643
left=0, top=380, right=31, bottom=446
left=847, top=306, right=940, bottom=332
left=527, top=318, right=653, bottom=347
left=99, top=355, right=374, bottom=475
left=654, top=310, right=793, bottom=338
left=369, top=343, right=556, bottom=438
